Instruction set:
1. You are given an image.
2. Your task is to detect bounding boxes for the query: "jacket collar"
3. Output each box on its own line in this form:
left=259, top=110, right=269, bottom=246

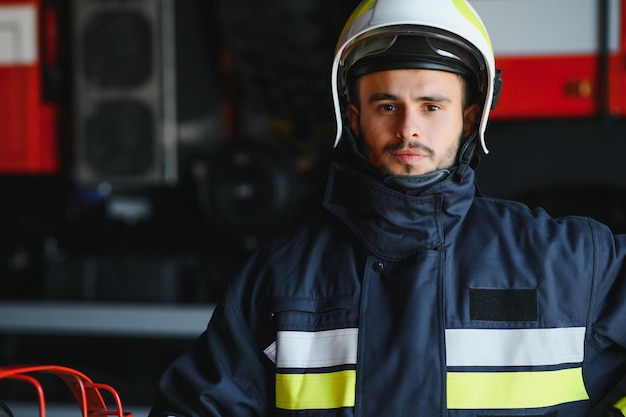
left=323, top=162, right=476, bottom=260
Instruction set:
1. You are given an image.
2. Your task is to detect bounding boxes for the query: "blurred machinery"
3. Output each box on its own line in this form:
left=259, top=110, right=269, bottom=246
left=72, top=0, right=178, bottom=186
left=0, top=0, right=353, bottom=305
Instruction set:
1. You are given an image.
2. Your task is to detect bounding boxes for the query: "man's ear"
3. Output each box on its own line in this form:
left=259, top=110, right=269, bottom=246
left=463, top=103, right=480, bottom=139
left=346, top=103, right=361, bottom=137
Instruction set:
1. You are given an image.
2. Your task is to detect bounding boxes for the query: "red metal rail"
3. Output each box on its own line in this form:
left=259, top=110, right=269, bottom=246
left=0, top=365, right=132, bottom=417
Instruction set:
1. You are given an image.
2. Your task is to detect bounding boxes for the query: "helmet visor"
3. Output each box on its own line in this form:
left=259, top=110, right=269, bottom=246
left=340, top=26, right=487, bottom=103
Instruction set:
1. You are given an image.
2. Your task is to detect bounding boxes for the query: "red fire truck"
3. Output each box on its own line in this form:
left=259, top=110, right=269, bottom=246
left=0, top=0, right=59, bottom=174
left=474, top=0, right=625, bottom=121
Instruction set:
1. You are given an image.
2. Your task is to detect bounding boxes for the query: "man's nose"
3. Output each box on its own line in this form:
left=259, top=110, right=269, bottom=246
left=396, top=108, right=421, bottom=139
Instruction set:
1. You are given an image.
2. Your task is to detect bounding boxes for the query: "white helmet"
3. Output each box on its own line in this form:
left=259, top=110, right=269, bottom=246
left=331, top=0, right=501, bottom=154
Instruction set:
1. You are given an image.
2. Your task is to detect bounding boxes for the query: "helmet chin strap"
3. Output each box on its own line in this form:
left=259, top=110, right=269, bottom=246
left=452, top=131, right=479, bottom=184
left=382, top=169, right=451, bottom=193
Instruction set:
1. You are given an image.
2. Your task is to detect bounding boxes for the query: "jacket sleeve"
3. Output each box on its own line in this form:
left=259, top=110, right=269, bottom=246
left=148, top=283, right=275, bottom=417
left=589, top=220, right=626, bottom=351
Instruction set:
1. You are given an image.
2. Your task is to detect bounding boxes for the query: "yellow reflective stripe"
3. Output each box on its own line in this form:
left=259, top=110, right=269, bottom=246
left=447, top=368, right=589, bottom=409
left=276, top=370, right=356, bottom=410
left=452, top=0, right=493, bottom=51
left=614, top=396, right=626, bottom=416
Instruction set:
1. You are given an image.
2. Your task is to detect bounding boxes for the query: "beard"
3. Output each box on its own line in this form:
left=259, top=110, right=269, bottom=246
left=359, top=132, right=464, bottom=177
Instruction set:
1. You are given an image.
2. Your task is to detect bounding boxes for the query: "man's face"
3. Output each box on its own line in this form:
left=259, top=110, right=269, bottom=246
left=346, top=69, right=479, bottom=176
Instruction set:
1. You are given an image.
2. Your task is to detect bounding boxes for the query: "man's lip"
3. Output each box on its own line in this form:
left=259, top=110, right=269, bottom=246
left=392, top=149, right=427, bottom=157
left=391, top=151, right=427, bottom=164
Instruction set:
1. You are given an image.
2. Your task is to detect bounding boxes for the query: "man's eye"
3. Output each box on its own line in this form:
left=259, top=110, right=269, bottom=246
left=381, top=104, right=396, bottom=112
left=426, top=104, right=440, bottom=112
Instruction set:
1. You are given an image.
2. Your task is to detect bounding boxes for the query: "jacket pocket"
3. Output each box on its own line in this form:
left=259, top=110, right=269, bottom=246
left=269, top=294, right=352, bottom=331
left=267, top=295, right=357, bottom=417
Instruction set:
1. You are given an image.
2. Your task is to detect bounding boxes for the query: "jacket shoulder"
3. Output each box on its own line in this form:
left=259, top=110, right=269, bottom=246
left=473, top=194, right=595, bottom=225
left=469, top=194, right=617, bottom=247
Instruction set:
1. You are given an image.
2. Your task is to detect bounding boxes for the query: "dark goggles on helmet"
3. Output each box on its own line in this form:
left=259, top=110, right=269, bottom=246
left=340, top=26, right=487, bottom=102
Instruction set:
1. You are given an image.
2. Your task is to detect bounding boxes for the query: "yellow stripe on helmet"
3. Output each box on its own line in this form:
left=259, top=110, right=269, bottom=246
left=339, top=0, right=377, bottom=42
left=452, top=0, right=492, bottom=51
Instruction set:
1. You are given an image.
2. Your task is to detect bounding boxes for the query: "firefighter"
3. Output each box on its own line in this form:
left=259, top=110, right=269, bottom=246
left=149, top=0, right=626, bottom=416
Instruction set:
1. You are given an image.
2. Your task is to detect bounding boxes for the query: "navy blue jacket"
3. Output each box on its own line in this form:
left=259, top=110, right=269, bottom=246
left=150, top=162, right=626, bottom=417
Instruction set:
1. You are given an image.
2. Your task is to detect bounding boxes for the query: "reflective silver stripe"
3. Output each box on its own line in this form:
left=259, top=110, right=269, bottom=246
left=446, top=327, right=586, bottom=367
left=264, top=329, right=358, bottom=368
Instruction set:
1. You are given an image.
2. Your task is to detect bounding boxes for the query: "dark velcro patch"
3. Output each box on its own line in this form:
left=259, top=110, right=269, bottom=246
left=470, top=288, right=538, bottom=322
